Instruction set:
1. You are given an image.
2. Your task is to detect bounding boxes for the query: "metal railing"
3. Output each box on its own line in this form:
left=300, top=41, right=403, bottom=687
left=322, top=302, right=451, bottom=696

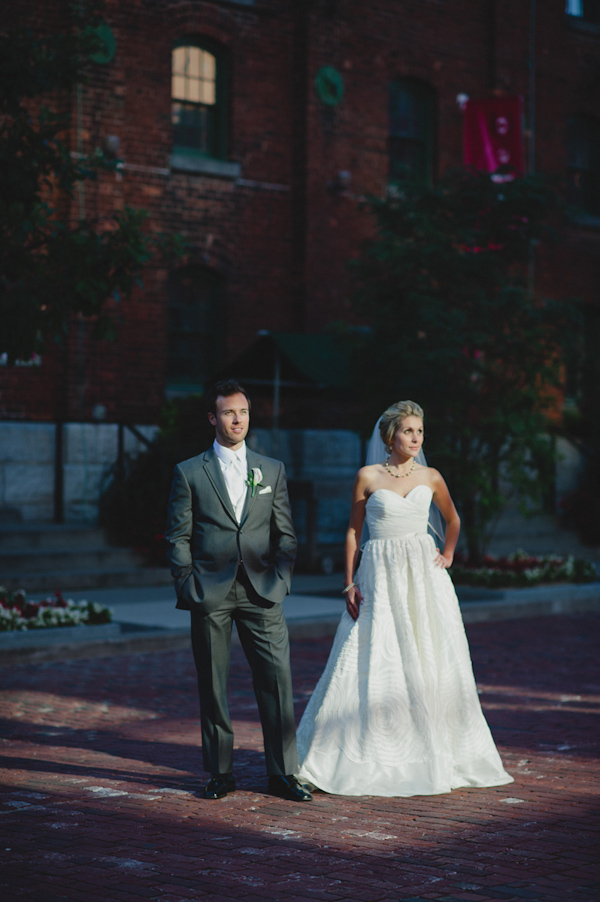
left=53, top=422, right=157, bottom=523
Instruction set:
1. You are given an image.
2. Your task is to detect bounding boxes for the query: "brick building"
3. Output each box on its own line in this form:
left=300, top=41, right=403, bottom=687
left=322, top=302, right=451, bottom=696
left=1, top=0, right=599, bottom=521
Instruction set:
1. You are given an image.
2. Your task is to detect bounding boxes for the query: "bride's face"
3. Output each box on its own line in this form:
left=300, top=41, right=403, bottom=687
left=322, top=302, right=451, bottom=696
left=391, top=416, right=424, bottom=459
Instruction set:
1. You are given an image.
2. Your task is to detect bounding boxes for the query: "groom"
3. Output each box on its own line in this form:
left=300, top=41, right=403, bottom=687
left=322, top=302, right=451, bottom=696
left=165, top=379, right=312, bottom=802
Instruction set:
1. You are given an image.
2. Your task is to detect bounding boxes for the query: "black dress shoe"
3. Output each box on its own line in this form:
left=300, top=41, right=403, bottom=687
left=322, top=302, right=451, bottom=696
left=268, top=774, right=313, bottom=802
left=203, top=773, right=236, bottom=799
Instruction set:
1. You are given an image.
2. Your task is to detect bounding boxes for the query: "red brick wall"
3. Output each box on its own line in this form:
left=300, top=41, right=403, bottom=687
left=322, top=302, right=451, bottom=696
left=2, top=0, right=598, bottom=424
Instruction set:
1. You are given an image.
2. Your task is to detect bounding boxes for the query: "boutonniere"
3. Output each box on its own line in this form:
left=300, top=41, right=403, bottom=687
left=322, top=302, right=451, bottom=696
left=246, top=467, right=264, bottom=497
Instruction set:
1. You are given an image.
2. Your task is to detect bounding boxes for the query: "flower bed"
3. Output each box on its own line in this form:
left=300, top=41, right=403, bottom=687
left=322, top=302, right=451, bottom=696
left=451, top=550, right=598, bottom=588
left=0, top=588, right=113, bottom=632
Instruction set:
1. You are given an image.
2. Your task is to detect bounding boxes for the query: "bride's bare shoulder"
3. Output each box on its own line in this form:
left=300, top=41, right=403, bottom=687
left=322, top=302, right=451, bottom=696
left=357, top=463, right=384, bottom=478
left=425, top=466, right=443, bottom=479
left=421, top=467, right=446, bottom=487
left=357, top=464, right=381, bottom=476
left=355, top=464, right=384, bottom=486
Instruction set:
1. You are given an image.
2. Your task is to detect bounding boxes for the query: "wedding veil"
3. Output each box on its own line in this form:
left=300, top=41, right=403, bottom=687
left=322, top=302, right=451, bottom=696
left=365, top=416, right=446, bottom=545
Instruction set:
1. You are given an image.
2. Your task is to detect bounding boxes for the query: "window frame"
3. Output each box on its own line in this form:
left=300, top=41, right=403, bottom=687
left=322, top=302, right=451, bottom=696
left=567, top=114, right=600, bottom=221
left=166, top=264, right=226, bottom=395
left=565, top=0, right=600, bottom=33
left=388, top=78, right=436, bottom=187
left=171, top=36, right=229, bottom=162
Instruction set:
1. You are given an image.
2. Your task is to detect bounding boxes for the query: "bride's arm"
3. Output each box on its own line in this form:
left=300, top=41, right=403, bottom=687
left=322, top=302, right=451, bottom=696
left=430, top=470, right=461, bottom=568
left=344, top=469, right=369, bottom=620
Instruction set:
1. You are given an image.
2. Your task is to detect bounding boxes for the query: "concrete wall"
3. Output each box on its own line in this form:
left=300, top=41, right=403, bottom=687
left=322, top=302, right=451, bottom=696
left=249, top=428, right=362, bottom=546
left=0, top=422, right=585, bottom=550
left=0, top=422, right=361, bottom=537
left=555, top=436, right=587, bottom=508
left=0, top=422, right=158, bottom=522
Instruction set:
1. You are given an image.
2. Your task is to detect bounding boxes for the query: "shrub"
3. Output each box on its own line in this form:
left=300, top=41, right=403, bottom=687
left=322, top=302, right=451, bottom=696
left=0, top=588, right=112, bottom=632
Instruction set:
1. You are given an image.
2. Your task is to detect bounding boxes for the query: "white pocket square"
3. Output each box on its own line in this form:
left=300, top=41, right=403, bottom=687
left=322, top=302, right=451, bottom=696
left=258, top=485, right=272, bottom=494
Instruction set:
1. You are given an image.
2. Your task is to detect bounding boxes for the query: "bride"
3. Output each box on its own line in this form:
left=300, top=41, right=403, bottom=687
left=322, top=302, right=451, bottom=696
left=297, top=400, right=513, bottom=797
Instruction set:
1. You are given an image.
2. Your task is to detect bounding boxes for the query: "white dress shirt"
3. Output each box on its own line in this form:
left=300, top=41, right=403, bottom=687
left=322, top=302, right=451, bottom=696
left=213, top=439, right=248, bottom=522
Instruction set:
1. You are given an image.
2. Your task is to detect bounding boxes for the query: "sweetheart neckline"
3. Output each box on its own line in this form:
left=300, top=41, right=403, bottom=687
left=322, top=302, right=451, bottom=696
left=368, top=485, right=433, bottom=502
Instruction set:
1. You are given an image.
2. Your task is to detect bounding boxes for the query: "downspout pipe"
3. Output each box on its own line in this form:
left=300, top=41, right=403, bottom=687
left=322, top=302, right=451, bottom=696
left=528, top=0, right=536, bottom=174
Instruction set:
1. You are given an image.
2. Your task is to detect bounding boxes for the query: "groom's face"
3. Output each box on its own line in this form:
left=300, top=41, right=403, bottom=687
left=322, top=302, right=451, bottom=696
left=209, top=392, right=250, bottom=449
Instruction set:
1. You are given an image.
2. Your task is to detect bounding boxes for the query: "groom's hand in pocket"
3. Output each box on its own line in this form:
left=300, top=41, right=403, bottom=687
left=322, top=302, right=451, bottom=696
left=345, top=585, right=363, bottom=621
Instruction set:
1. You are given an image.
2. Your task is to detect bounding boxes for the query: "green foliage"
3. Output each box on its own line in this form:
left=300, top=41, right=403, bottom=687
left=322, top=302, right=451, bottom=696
left=0, top=2, right=182, bottom=363
left=99, top=397, right=216, bottom=563
left=351, top=169, right=582, bottom=559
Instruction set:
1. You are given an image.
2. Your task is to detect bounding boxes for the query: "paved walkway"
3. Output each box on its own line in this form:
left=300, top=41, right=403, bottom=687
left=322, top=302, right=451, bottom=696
left=1, top=610, right=599, bottom=901
left=77, top=575, right=350, bottom=631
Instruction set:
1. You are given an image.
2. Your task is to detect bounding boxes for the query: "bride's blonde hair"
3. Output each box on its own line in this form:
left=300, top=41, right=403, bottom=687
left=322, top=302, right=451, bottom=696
left=379, top=400, right=424, bottom=453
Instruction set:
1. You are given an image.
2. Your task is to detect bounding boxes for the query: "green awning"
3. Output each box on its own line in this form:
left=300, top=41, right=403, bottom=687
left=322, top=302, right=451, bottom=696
left=224, top=331, right=350, bottom=389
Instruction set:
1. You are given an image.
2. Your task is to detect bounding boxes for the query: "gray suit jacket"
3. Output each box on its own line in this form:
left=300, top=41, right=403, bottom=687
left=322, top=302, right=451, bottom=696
left=165, top=446, right=297, bottom=610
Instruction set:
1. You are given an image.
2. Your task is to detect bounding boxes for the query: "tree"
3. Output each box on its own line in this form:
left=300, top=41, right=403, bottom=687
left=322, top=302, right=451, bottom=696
left=0, top=3, right=177, bottom=365
left=351, top=169, right=581, bottom=560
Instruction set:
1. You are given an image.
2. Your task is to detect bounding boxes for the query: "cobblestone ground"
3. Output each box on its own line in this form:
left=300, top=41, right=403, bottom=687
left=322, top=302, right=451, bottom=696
left=0, top=613, right=599, bottom=902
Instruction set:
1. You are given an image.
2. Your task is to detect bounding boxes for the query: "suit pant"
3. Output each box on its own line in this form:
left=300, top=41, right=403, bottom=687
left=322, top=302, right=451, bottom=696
left=190, top=568, right=299, bottom=776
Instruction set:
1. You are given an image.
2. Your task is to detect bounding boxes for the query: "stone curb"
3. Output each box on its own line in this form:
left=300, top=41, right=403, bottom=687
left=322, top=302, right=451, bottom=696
left=0, top=627, right=191, bottom=667
left=0, top=621, right=120, bottom=649
left=1, top=583, right=598, bottom=666
left=459, top=582, right=600, bottom=623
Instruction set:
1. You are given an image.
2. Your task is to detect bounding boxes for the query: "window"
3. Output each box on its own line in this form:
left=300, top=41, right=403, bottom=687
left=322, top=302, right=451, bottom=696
left=567, top=115, right=600, bottom=217
left=172, top=39, right=227, bottom=159
left=167, top=266, right=225, bottom=392
left=389, top=80, right=435, bottom=184
left=566, top=0, right=600, bottom=24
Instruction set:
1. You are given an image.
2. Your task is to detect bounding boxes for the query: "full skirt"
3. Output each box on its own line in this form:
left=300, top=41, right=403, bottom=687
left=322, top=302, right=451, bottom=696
left=297, top=534, right=513, bottom=796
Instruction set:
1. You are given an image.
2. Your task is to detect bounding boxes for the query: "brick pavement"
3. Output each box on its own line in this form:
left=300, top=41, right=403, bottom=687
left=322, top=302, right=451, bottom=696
left=0, top=613, right=599, bottom=902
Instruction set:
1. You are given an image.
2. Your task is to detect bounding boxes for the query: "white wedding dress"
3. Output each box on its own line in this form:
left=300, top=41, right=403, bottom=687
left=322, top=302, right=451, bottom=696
left=297, top=485, right=513, bottom=797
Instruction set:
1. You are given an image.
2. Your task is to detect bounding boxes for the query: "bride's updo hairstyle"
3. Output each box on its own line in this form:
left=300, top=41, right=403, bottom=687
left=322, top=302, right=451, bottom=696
left=379, top=400, right=424, bottom=454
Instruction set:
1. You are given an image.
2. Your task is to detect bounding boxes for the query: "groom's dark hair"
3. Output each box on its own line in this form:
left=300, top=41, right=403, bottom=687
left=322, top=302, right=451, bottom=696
left=205, top=379, right=251, bottom=415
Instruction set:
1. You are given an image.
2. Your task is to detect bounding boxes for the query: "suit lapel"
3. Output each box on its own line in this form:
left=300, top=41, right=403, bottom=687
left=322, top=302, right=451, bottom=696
left=202, top=448, right=238, bottom=524
left=239, top=449, right=262, bottom=524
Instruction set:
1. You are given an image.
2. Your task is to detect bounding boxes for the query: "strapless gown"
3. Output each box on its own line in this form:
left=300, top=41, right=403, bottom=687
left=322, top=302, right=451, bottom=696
left=297, top=485, right=513, bottom=796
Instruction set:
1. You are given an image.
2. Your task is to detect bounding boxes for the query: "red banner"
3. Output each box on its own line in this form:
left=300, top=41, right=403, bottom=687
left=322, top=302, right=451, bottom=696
left=463, top=96, right=525, bottom=179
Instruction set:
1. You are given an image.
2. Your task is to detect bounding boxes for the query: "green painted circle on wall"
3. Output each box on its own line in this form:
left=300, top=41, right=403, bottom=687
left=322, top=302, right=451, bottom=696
left=315, top=66, right=345, bottom=106
left=88, top=23, right=117, bottom=65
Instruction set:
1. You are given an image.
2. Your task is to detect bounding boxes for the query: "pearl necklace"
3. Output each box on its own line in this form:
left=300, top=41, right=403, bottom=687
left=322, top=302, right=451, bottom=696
left=385, top=459, right=416, bottom=479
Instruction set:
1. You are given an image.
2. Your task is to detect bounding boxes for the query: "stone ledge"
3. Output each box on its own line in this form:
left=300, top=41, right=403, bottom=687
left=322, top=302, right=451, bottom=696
left=460, top=588, right=600, bottom=624
left=0, top=622, right=120, bottom=650
left=170, top=153, right=241, bottom=179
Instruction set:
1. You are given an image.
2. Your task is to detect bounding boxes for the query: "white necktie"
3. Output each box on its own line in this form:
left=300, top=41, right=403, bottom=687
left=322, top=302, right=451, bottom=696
left=230, top=454, right=247, bottom=520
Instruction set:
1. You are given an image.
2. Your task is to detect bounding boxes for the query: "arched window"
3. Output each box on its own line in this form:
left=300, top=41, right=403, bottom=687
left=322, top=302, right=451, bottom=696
left=167, top=265, right=225, bottom=392
left=567, top=115, right=600, bottom=216
left=389, top=79, right=435, bottom=185
left=172, top=38, right=227, bottom=159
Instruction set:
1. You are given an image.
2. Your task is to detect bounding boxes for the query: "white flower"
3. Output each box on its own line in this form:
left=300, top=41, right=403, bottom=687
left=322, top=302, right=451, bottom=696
left=246, top=467, right=264, bottom=497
